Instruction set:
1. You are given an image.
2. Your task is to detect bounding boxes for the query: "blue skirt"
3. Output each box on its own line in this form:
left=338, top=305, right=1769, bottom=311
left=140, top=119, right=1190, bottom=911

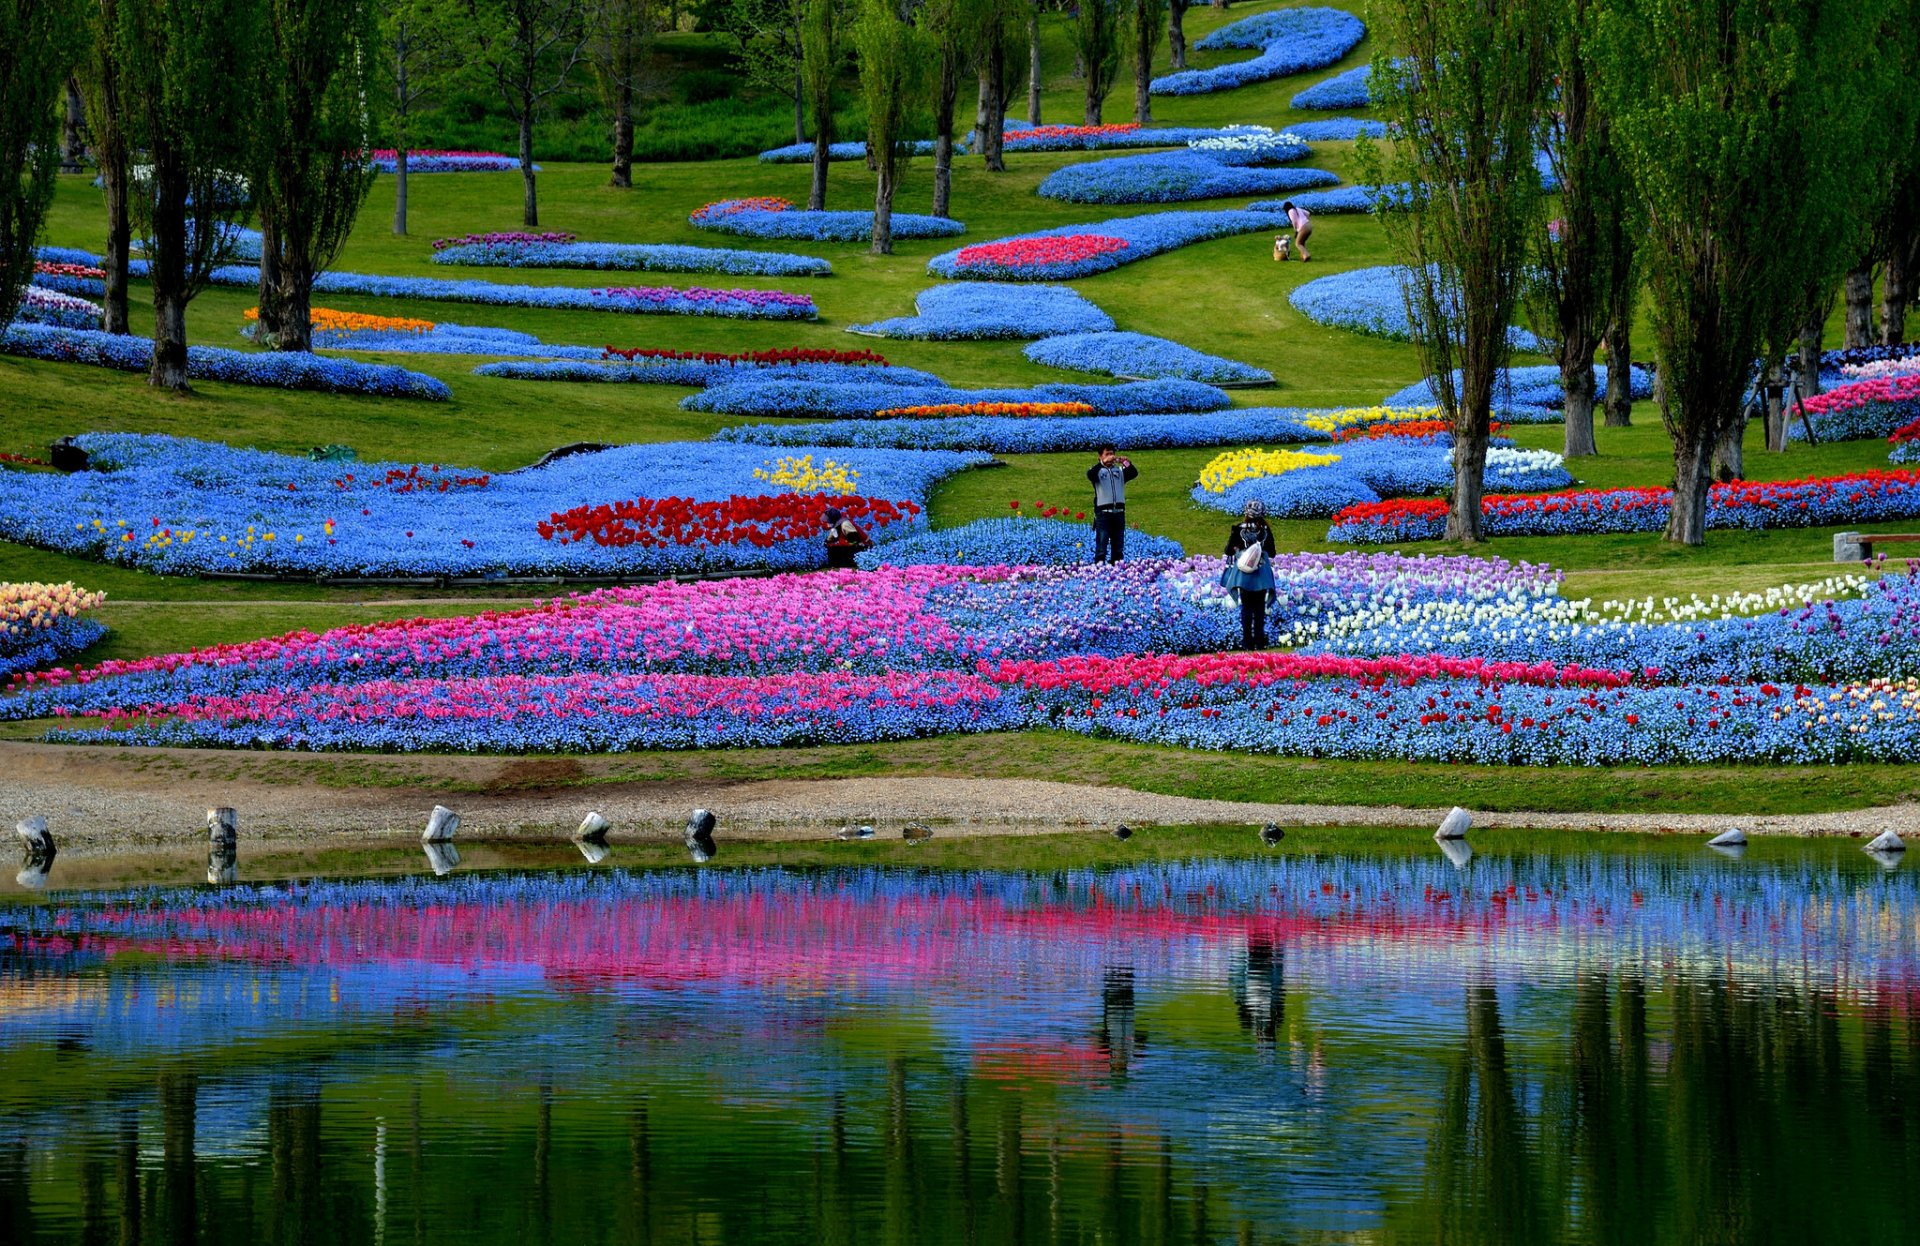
left=1219, top=560, right=1276, bottom=592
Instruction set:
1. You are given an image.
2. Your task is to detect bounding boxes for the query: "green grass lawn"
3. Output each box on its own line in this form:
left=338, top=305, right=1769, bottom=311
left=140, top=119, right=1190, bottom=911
left=6, top=0, right=1915, bottom=807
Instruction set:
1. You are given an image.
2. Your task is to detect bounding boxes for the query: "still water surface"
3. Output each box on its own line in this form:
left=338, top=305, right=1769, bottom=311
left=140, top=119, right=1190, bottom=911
left=1, top=835, right=1916, bottom=1244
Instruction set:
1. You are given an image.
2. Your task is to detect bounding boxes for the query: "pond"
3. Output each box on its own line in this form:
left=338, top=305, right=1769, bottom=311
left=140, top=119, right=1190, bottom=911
left=1, top=832, right=1915, bottom=1243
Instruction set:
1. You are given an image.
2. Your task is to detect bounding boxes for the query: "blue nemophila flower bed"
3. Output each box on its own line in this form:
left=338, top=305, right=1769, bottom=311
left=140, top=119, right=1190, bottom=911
left=430, top=240, right=831, bottom=278
left=999, top=122, right=1284, bottom=152
left=928, top=208, right=1288, bottom=281
left=1, top=324, right=450, bottom=400
left=0, top=434, right=989, bottom=578
left=1024, top=332, right=1273, bottom=385
left=122, top=259, right=819, bottom=319
left=27, top=270, right=104, bottom=297
left=1281, top=118, right=1389, bottom=141
left=684, top=378, right=1230, bottom=419
left=17, top=288, right=103, bottom=330
left=1385, top=364, right=1654, bottom=411
left=1292, top=65, right=1371, bottom=109
left=848, top=282, right=1116, bottom=340
left=34, top=246, right=100, bottom=267
left=1291, top=265, right=1545, bottom=352
left=0, top=615, right=108, bottom=679
left=757, top=139, right=940, bottom=162
left=714, top=408, right=1346, bottom=453
left=690, top=200, right=968, bottom=243
left=857, top=517, right=1187, bottom=568
left=475, top=358, right=944, bottom=387
left=1248, top=186, right=1390, bottom=214
left=1152, top=7, right=1365, bottom=96
left=1037, top=150, right=1338, bottom=205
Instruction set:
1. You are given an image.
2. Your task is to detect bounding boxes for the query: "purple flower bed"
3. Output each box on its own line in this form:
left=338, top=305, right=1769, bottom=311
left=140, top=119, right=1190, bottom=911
left=1, top=323, right=450, bottom=399
left=15, top=288, right=102, bottom=330
left=475, top=358, right=944, bottom=387
left=690, top=200, right=967, bottom=243
left=1152, top=7, right=1366, bottom=96
left=430, top=239, right=831, bottom=278
left=928, top=208, right=1289, bottom=281
left=685, top=378, right=1230, bottom=419
left=1036, top=150, right=1338, bottom=205
left=1292, top=65, right=1371, bottom=109
left=1024, top=331, right=1273, bottom=385
left=847, top=282, right=1116, bottom=340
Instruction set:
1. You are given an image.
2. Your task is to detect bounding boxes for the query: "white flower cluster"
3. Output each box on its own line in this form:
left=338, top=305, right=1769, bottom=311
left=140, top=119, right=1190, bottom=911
left=1840, top=357, right=1920, bottom=381
left=1187, top=127, right=1309, bottom=161
left=1445, top=446, right=1568, bottom=474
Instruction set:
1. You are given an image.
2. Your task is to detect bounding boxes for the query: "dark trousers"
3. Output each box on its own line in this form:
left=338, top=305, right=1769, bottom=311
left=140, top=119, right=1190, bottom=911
left=1239, top=589, right=1270, bottom=649
left=1092, top=509, right=1126, bottom=562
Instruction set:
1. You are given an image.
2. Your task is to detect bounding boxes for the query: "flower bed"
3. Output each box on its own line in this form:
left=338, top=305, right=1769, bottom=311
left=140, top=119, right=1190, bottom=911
left=689, top=197, right=967, bottom=243
left=1327, top=469, right=1920, bottom=543
left=1187, top=128, right=1311, bottom=165
left=1788, top=373, right=1920, bottom=443
left=538, top=492, right=919, bottom=549
left=1, top=324, right=449, bottom=399
left=1892, top=417, right=1920, bottom=465
left=756, top=139, right=940, bottom=162
left=951, top=235, right=1130, bottom=276
left=247, top=306, right=435, bottom=336
left=751, top=453, right=865, bottom=493
left=0, top=582, right=107, bottom=678
left=1247, top=186, right=1385, bottom=215
left=1384, top=363, right=1653, bottom=410
left=1291, top=265, right=1544, bottom=352
left=1842, top=357, right=1920, bottom=381
left=1280, top=118, right=1390, bottom=141
left=0, top=434, right=986, bottom=578
left=856, top=517, right=1186, bottom=567
left=929, top=209, right=1288, bottom=282
left=476, top=358, right=943, bottom=386
left=15, top=287, right=102, bottom=330
left=872, top=401, right=1096, bottom=419
left=1152, top=7, right=1365, bottom=96
left=29, top=261, right=105, bottom=297
left=685, top=377, right=1228, bottom=419
left=1291, top=65, right=1372, bottom=110
left=1193, top=441, right=1569, bottom=518
left=848, top=282, right=1116, bottom=339
left=1037, top=151, right=1337, bottom=206
left=370, top=150, right=523, bottom=173
left=1024, top=331, right=1273, bottom=385
left=429, top=237, right=832, bottom=278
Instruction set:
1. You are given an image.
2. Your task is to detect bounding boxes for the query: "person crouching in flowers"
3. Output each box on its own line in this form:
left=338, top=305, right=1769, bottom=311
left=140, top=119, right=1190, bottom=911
left=822, top=506, right=872, bottom=569
left=1221, top=500, right=1277, bottom=650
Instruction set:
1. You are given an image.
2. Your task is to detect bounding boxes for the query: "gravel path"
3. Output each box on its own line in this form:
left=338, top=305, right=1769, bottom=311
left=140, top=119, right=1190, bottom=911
left=0, top=742, right=1912, bottom=849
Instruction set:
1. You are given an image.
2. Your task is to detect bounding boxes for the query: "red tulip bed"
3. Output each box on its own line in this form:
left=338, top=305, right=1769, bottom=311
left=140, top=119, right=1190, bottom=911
left=1793, top=373, right=1920, bottom=442
left=536, top=494, right=922, bottom=550
left=1326, top=469, right=1920, bottom=543
left=950, top=235, right=1130, bottom=278
left=1891, top=416, right=1920, bottom=464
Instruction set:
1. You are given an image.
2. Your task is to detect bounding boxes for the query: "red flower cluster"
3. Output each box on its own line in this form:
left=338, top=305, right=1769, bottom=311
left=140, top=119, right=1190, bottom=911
left=1005, top=124, right=1142, bottom=143
left=1008, top=499, right=1087, bottom=521
left=1331, top=419, right=1501, bottom=443
left=953, top=235, right=1129, bottom=270
left=987, top=651, right=1637, bottom=695
left=600, top=345, right=890, bottom=367
left=536, top=494, right=920, bottom=549
left=323, top=466, right=492, bottom=495
left=0, top=450, right=49, bottom=468
left=34, top=261, right=105, bottom=280
left=690, top=197, right=794, bottom=223
left=1889, top=416, right=1920, bottom=445
left=1804, top=372, right=1920, bottom=414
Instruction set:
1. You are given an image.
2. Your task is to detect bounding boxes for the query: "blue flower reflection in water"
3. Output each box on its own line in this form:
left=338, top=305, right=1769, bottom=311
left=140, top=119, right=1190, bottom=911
left=1, top=848, right=1917, bottom=1243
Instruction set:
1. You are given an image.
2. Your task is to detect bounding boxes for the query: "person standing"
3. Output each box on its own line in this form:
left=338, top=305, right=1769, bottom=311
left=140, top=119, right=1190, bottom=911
left=1086, top=446, right=1138, bottom=563
left=1280, top=200, right=1313, bottom=262
left=1221, top=499, right=1278, bottom=649
left=822, top=506, right=872, bottom=569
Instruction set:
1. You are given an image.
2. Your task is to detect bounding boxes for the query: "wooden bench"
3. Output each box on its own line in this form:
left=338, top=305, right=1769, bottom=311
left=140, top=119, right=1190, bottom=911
left=1835, top=532, right=1920, bottom=561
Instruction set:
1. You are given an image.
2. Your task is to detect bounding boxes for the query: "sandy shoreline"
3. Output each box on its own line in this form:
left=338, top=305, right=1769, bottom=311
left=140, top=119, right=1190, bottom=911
left=0, top=741, right=1913, bottom=847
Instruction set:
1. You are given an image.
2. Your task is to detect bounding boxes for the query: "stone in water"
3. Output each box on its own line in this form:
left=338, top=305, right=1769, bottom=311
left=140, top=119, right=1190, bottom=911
left=423, top=841, right=461, bottom=876
left=837, top=824, right=876, bottom=841
left=1259, top=823, right=1284, bottom=846
left=423, top=805, right=461, bottom=843
left=686, top=809, right=717, bottom=840
left=575, top=838, right=612, bottom=865
left=1434, top=807, right=1471, bottom=840
left=574, top=811, right=611, bottom=843
left=15, top=816, right=55, bottom=890
left=1865, top=829, right=1906, bottom=854
left=1437, top=838, right=1474, bottom=870
left=1112, top=825, right=1133, bottom=841
left=1706, top=828, right=1747, bottom=848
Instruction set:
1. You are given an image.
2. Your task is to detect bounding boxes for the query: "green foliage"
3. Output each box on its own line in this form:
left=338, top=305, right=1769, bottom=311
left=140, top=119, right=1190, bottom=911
left=851, top=0, right=926, bottom=251
left=1592, top=0, right=1895, bottom=541
left=1070, top=0, right=1122, bottom=124
left=0, top=0, right=86, bottom=330
left=1358, top=0, right=1551, bottom=541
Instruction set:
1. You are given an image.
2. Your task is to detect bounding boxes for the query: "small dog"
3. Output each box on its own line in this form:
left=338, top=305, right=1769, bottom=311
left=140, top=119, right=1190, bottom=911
left=1272, top=235, right=1292, bottom=262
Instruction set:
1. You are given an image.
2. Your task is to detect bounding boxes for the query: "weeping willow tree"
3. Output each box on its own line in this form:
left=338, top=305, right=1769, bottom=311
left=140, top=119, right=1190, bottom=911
left=253, top=0, right=379, bottom=353
left=1594, top=0, right=1892, bottom=542
left=853, top=0, right=927, bottom=254
left=799, top=0, right=845, bottom=210
left=1358, top=0, right=1551, bottom=543
left=0, top=0, right=86, bottom=332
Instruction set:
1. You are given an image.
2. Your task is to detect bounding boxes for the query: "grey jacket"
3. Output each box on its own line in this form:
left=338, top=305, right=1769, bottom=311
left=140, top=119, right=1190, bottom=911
left=1087, top=459, right=1138, bottom=509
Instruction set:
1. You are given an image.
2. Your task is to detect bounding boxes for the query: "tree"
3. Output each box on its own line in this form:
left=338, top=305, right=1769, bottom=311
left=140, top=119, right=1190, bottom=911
left=1130, top=0, right=1164, bottom=124
left=380, top=0, right=456, bottom=235
left=1025, top=0, right=1044, bottom=123
left=589, top=0, right=656, bottom=188
left=720, top=0, right=806, bottom=144
left=0, top=0, right=85, bottom=333
left=853, top=0, right=926, bottom=254
left=1524, top=0, right=1631, bottom=458
left=1358, top=0, right=1550, bottom=543
left=1166, top=0, right=1189, bottom=70
left=253, top=0, right=379, bottom=353
left=973, top=0, right=1020, bottom=170
left=1594, top=0, right=1892, bottom=542
left=460, top=0, right=588, bottom=228
left=1883, top=169, right=1920, bottom=344
left=117, top=0, right=261, bottom=391
left=1072, top=0, right=1121, bottom=125
left=924, top=0, right=970, bottom=218
left=76, top=0, right=133, bottom=333
left=1599, top=226, right=1638, bottom=427
left=799, top=0, right=846, bottom=210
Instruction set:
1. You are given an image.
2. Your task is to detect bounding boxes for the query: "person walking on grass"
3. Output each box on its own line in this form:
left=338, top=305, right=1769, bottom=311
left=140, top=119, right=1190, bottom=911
left=822, top=505, right=872, bottom=569
left=1221, top=499, right=1278, bottom=649
left=1276, top=200, right=1312, bottom=262
left=1087, top=445, right=1138, bottom=563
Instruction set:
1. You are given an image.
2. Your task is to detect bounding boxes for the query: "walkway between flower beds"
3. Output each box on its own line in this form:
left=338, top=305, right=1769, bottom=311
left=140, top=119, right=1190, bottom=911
left=2, top=744, right=1913, bottom=842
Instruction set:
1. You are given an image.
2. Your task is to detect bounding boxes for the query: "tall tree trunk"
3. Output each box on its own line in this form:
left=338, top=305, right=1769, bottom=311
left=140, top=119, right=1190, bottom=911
left=518, top=107, right=538, bottom=227
left=1710, top=410, right=1743, bottom=481
left=793, top=72, right=805, bottom=144
left=872, top=158, right=895, bottom=256
left=980, top=54, right=1007, bottom=173
left=1562, top=357, right=1598, bottom=456
left=1133, top=6, right=1153, bottom=124
left=1084, top=77, right=1103, bottom=126
left=1602, top=323, right=1632, bottom=427
left=809, top=127, right=831, bottom=211
left=1796, top=305, right=1824, bottom=402
left=1665, top=425, right=1714, bottom=545
left=1027, top=9, right=1043, bottom=124
left=100, top=159, right=131, bottom=335
left=1843, top=263, right=1876, bottom=349
left=1169, top=3, right=1187, bottom=70
left=151, top=285, right=190, bottom=391
left=147, top=165, right=191, bottom=392
left=610, top=83, right=634, bottom=188
left=394, top=148, right=410, bottom=234
left=1883, top=234, right=1912, bottom=345
left=933, top=54, right=958, bottom=218
left=1446, top=421, right=1488, bottom=542
left=61, top=78, right=85, bottom=172
left=277, top=261, right=313, bottom=354
left=256, top=229, right=284, bottom=347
